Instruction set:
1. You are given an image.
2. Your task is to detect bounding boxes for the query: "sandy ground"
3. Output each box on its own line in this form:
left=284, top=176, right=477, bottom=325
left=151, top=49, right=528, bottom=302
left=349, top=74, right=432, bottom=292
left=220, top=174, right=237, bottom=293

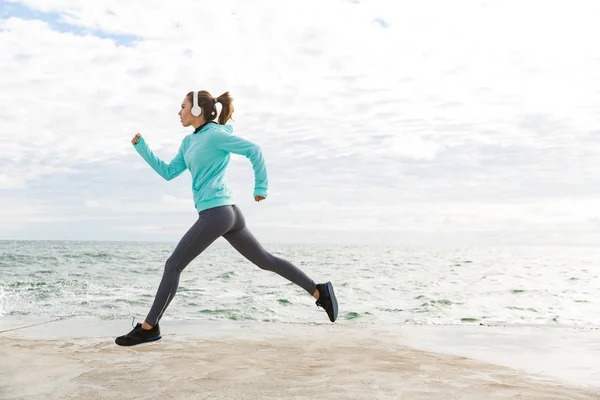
left=1, top=318, right=599, bottom=400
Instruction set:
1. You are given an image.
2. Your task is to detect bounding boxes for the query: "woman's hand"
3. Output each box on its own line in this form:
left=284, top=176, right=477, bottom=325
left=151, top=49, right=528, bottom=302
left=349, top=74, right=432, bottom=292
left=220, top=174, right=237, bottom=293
left=254, top=196, right=265, bottom=202
left=131, top=133, right=142, bottom=145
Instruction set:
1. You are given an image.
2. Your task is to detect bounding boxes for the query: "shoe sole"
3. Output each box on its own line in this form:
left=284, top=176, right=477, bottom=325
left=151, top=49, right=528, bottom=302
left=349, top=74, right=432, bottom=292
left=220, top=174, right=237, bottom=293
left=115, top=335, right=162, bottom=346
left=326, top=281, right=338, bottom=322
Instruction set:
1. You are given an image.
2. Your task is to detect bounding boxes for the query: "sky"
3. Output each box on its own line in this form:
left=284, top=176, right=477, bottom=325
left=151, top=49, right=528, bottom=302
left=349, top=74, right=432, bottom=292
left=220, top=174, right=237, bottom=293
left=1, top=0, right=599, bottom=246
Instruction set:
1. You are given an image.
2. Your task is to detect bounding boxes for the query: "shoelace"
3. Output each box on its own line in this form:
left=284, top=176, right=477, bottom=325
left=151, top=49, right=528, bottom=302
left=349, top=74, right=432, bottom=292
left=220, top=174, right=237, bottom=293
left=130, top=317, right=143, bottom=332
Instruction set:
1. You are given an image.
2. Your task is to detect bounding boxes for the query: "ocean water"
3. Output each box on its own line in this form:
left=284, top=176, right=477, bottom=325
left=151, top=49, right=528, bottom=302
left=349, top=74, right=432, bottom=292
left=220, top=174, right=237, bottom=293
left=1, top=240, right=599, bottom=327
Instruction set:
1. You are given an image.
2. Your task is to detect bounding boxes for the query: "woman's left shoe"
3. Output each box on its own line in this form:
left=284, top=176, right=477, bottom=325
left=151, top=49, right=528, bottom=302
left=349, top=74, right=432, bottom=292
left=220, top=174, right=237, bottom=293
left=115, top=323, right=161, bottom=346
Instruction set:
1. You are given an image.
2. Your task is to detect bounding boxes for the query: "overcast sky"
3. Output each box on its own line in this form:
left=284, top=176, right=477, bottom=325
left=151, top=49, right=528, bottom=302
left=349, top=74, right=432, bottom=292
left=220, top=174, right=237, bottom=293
left=1, top=0, right=599, bottom=246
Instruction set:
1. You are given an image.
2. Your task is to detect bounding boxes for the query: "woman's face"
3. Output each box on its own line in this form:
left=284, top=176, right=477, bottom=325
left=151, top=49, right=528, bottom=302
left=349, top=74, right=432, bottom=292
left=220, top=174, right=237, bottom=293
left=178, top=97, right=194, bottom=127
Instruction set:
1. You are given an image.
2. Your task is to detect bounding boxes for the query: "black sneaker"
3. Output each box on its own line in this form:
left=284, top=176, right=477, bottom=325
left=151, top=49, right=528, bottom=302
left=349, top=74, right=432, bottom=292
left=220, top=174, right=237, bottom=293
left=315, top=281, right=338, bottom=322
left=115, top=322, right=161, bottom=346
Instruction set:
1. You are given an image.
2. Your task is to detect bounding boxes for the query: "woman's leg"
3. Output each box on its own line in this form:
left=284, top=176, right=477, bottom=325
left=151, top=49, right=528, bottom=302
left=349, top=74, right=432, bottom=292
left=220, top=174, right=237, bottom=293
left=223, top=205, right=338, bottom=322
left=224, top=226, right=318, bottom=295
left=145, top=206, right=236, bottom=326
left=115, top=206, right=236, bottom=346
left=223, top=206, right=317, bottom=295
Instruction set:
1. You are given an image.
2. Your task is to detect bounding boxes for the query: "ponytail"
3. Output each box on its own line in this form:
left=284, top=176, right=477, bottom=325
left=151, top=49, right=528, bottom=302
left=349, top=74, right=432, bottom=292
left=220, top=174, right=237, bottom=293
left=215, top=91, right=234, bottom=125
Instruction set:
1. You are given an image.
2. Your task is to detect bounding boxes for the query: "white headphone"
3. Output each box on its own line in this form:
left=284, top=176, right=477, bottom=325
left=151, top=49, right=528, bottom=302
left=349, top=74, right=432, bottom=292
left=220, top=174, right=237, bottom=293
left=191, top=90, right=202, bottom=117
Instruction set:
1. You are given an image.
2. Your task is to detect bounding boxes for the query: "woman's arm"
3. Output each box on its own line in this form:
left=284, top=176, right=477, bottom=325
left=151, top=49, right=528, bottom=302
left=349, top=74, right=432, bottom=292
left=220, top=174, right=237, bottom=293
left=210, top=131, right=268, bottom=198
left=132, top=134, right=187, bottom=181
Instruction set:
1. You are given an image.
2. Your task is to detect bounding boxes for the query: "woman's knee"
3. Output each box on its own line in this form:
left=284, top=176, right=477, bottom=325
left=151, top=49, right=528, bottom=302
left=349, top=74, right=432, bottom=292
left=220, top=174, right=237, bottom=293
left=165, top=256, right=183, bottom=273
left=254, top=252, right=277, bottom=271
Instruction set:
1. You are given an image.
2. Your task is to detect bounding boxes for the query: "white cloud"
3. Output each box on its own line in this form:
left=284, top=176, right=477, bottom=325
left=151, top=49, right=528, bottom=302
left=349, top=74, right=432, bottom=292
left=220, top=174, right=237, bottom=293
left=382, top=136, right=443, bottom=160
left=0, top=174, right=27, bottom=189
left=1, top=0, right=600, bottom=245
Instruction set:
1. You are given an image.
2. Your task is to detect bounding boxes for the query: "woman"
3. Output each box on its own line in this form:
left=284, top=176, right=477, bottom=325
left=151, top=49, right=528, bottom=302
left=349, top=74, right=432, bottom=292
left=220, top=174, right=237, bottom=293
left=115, top=90, right=338, bottom=346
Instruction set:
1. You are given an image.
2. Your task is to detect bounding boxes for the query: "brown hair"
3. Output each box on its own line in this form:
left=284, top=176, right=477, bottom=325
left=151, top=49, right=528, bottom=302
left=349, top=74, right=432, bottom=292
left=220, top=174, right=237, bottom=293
left=186, top=90, right=234, bottom=125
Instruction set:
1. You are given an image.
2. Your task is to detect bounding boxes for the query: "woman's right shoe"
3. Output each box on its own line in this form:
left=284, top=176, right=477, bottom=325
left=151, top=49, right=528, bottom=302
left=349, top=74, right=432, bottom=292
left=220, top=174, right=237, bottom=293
left=315, top=281, right=338, bottom=322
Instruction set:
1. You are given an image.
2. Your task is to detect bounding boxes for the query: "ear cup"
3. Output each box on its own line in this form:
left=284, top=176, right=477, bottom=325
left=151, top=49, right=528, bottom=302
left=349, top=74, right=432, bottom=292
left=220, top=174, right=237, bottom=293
left=191, top=90, right=202, bottom=117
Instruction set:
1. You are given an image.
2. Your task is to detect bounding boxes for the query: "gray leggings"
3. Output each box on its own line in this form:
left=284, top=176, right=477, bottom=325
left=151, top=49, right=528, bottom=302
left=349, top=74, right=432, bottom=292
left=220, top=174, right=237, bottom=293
left=145, top=204, right=317, bottom=326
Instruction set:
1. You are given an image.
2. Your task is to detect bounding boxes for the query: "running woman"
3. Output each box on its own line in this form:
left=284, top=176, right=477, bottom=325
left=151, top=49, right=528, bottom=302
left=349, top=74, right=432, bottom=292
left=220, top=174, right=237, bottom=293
left=115, top=90, right=338, bottom=346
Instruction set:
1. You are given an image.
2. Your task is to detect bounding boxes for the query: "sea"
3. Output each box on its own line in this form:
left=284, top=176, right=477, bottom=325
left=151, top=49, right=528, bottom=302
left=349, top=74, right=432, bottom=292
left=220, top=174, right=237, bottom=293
left=1, top=240, right=599, bottom=328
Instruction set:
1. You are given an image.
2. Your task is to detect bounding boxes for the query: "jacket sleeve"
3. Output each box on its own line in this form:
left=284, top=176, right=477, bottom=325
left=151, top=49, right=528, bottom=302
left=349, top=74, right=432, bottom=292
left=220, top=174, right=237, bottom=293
left=133, top=137, right=187, bottom=181
left=210, top=131, right=268, bottom=198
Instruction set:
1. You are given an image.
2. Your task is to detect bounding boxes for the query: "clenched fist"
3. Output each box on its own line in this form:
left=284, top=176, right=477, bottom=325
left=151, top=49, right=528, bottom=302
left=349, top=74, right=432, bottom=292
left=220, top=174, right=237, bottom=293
left=131, top=133, right=142, bottom=145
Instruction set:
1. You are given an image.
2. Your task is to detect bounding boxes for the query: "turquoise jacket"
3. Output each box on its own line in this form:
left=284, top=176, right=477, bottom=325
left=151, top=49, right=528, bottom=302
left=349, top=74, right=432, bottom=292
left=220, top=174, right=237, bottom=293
left=133, top=122, right=268, bottom=213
